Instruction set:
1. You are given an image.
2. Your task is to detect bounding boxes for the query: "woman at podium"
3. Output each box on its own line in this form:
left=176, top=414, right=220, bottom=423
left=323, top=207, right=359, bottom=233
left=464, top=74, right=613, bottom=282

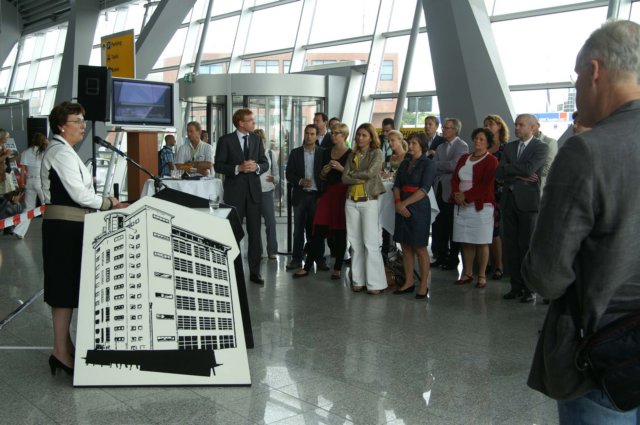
left=41, top=101, right=124, bottom=376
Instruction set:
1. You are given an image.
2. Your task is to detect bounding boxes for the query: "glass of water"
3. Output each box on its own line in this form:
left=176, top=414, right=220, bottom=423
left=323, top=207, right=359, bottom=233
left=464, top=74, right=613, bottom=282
left=209, top=194, right=220, bottom=212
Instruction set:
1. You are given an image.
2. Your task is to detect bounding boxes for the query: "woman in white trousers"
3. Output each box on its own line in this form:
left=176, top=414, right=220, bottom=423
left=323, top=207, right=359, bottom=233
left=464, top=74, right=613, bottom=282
left=14, top=132, right=48, bottom=239
left=342, top=123, right=387, bottom=294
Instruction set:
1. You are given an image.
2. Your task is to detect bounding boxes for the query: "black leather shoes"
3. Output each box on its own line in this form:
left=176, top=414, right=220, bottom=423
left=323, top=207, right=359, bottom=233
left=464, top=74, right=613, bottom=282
left=250, top=273, right=264, bottom=284
left=503, top=290, right=523, bottom=300
left=520, top=292, right=535, bottom=303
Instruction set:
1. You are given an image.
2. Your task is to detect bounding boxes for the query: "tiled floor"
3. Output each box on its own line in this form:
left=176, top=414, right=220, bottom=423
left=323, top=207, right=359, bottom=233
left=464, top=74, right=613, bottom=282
left=0, top=218, right=559, bottom=424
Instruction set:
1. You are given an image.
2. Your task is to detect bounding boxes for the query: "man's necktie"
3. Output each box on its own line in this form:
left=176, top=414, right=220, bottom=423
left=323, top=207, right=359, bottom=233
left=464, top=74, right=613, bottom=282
left=243, top=135, right=249, bottom=160
left=517, top=142, right=525, bottom=159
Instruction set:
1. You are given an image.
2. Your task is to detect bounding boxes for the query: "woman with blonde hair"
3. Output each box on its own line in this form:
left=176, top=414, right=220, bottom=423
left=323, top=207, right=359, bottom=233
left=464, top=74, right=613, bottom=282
left=342, top=123, right=387, bottom=294
left=483, top=114, right=509, bottom=280
left=295, top=123, right=351, bottom=279
left=387, top=130, right=408, bottom=173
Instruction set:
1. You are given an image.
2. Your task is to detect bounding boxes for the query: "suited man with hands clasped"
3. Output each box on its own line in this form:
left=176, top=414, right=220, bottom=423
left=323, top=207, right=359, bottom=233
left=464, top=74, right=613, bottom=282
left=214, top=109, right=269, bottom=284
left=495, top=113, right=548, bottom=303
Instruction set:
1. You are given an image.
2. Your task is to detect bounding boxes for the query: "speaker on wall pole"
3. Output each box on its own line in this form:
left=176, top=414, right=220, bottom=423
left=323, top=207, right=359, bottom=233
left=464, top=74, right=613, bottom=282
left=77, top=65, right=112, bottom=122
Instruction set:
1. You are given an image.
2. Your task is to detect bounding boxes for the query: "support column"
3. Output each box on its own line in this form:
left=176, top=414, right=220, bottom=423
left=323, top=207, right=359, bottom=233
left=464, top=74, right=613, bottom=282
left=135, top=0, right=196, bottom=79
left=0, top=0, right=21, bottom=69
left=54, top=0, right=100, bottom=105
left=422, top=0, right=514, bottom=138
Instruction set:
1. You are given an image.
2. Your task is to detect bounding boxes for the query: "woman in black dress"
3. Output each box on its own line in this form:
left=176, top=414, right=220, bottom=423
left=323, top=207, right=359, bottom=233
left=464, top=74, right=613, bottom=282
left=392, top=132, right=436, bottom=299
left=42, top=102, right=123, bottom=375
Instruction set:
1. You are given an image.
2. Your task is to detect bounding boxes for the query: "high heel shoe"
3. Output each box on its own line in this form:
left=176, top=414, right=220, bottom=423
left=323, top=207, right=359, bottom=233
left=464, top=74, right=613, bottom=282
left=415, top=288, right=429, bottom=299
left=393, top=285, right=415, bottom=295
left=49, top=355, right=74, bottom=376
left=454, top=274, right=474, bottom=285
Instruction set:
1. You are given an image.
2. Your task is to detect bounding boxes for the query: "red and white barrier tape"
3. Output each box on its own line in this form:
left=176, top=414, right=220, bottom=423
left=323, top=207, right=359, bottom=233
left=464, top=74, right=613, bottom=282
left=0, top=205, right=45, bottom=230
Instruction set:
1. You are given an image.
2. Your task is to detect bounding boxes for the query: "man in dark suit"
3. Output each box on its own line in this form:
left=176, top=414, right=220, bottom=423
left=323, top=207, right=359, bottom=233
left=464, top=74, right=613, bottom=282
left=314, top=113, right=333, bottom=150
left=495, top=113, right=548, bottom=302
left=214, top=109, right=269, bottom=284
left=285, top=124, right=326, bottom=271
left=425, top=115, right=445, bottom=158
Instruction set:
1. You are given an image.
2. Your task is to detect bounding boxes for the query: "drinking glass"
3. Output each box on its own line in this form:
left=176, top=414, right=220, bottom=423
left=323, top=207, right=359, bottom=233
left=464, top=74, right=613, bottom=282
left=209, top=194, right=220, bottom=212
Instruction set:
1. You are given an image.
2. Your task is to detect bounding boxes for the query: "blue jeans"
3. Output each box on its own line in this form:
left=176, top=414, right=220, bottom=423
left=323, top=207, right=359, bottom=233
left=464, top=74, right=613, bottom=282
left=558, top=389, right=640, bottom=425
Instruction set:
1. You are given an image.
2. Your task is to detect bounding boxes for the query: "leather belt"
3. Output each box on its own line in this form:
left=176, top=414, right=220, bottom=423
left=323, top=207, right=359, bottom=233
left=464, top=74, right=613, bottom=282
left=349, top=195, right=378, bottom=202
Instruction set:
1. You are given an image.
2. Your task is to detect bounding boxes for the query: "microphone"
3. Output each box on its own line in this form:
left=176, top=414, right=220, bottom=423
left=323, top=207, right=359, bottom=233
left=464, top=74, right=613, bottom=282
left=93, top=136, right=125, bottom=156
left=93, top=136, right=165, bottom=193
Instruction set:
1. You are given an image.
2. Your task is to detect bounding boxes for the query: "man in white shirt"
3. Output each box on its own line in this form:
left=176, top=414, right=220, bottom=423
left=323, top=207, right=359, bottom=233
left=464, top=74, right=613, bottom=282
left=175, top=121, right=213, bottom=176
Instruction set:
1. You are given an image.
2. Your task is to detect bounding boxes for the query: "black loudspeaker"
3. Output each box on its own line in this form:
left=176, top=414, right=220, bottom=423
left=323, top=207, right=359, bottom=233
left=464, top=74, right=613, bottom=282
left=77, top=65, right=111, bottom=122
left=27, top=117, right=49, bottom=143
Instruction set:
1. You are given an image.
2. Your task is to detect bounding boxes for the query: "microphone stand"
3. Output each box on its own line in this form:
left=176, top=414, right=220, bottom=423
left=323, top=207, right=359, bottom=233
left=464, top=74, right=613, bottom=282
left=93, top=137, right=166, bottom=195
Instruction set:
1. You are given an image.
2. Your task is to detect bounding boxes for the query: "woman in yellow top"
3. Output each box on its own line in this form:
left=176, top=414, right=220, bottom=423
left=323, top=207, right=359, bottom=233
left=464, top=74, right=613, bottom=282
left=342, top=123, right=387, bottom=294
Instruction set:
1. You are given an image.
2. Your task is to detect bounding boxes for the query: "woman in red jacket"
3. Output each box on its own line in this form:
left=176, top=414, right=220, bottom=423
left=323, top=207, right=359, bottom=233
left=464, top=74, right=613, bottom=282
left=450, top=128, right=498, bottom=288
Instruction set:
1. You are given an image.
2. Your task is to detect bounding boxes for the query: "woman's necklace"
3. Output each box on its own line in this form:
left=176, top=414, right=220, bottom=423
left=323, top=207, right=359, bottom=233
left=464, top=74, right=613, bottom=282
left=470, top=152, right=486, bottom=160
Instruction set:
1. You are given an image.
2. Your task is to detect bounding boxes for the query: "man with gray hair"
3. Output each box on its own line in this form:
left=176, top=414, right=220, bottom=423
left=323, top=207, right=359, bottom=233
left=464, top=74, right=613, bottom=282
left=431, top=118, right=468, bottom=270
left=495, top=113, right=548, bottom=303
left=523, top=20, right=640, bottom=422
left=531, top=117, right=558, bottom=190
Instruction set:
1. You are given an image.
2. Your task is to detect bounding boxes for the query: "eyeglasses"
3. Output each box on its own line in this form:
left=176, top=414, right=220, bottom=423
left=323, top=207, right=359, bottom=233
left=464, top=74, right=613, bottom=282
left=442, top=126, right=454, bottom=130
left=332, top=131, right=342, bottom=135
left=66, top=119, right=86, bottom=126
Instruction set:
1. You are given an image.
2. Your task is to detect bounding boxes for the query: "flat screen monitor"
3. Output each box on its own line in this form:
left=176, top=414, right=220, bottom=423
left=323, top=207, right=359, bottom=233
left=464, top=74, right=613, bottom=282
left=111, top=78, right=174, bottom=127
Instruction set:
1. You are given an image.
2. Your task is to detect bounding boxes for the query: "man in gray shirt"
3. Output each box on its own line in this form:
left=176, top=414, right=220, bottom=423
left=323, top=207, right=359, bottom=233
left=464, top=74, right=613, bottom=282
left=523, top=20, right=640, bottom=423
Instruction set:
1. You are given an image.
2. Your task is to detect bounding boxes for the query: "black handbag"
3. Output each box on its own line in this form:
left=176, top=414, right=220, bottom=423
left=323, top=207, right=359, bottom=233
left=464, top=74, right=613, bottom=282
left=572, top=290, right=640, bottom=411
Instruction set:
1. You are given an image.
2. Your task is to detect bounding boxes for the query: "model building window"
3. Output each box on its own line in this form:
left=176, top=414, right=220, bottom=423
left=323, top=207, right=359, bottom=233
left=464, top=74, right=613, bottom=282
left=173, top=239, right=191, bottom=255
left=218, top=317, right=232, bottom=330
left=199, top=316, right=216, bottom=330
left=174, top=258, right=193, bottom=273
left=178, top=335, right=198, bottom=350
left=196, top=280, right=213, bottom=294
left=176, top=295, right=196, bottom=310
left=219, top=335, right=235, bottom=349
left=216, top=300, right=231, bottom=314
left=178, top=315, right=197, bottom=329
left=214, top=284, right=229, bottom=297
left=175, top=276, right=194, bottom=291
left=198, top=298, right=215, bottom=312
left=201, top=335, right=217, bottom=350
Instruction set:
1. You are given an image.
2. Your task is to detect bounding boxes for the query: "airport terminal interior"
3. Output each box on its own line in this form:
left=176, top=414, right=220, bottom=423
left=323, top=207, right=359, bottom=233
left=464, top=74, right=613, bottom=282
left=1, top=0, right=639, bottom=424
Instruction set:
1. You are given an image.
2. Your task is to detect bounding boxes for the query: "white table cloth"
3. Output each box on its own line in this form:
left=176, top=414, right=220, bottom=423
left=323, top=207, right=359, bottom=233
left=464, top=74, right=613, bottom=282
left=142, top=178, right=224, bottom=200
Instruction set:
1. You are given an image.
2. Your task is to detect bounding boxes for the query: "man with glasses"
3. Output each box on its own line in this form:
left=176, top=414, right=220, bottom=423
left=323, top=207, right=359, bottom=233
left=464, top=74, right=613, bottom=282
left=214, top=109, right=269, bottom=284
left=431, top=118, right=468, bottom=270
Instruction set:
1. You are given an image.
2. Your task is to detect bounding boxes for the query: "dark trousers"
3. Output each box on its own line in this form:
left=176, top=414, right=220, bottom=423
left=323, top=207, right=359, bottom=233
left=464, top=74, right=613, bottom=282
left=292, top=191, right=317, bottom=263
left=432, top=183, right=459, bottom=265
left=502, top=194, right=537, bottom=294
left=305, top=226, right=346, bottom=272
left=232, top=193, right=262, bottom=275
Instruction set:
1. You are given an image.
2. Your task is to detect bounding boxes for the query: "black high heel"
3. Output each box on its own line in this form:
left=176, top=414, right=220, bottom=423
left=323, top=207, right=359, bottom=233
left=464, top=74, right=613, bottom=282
left=415, top=288, right=429, bottom=299
left=393, top=285, right=415, bottom=295
left=49, top=355, right=74, bottom=376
